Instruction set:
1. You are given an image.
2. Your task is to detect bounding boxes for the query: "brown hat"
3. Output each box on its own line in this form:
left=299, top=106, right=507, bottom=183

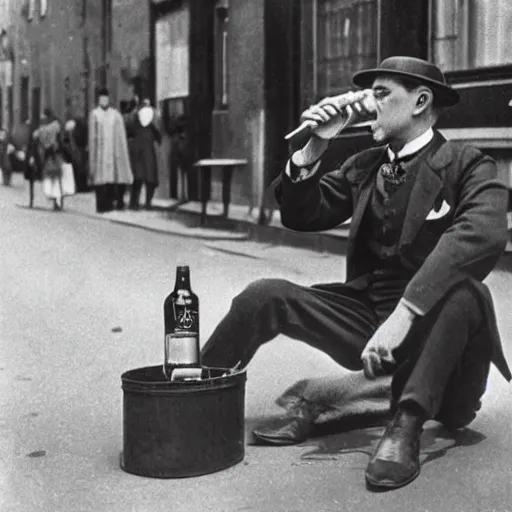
left=352, top=56, right=460, bottom=107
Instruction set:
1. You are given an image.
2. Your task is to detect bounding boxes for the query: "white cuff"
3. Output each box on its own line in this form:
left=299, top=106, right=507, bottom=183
left=399, top=298, right=425, bottom=317
left=285, top=159, right=322, bottom=183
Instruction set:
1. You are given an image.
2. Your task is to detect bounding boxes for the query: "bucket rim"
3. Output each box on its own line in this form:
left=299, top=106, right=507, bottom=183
left=121, top=364, right=247, bottom=387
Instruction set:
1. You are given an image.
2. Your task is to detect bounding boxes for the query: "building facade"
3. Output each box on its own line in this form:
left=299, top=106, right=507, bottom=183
left=150, top=0, right=298, bottom=207
left=2, top=0, right=511, bottom=206
left=0, top=0, right=151, bottom=147
left=155, top=0, right=512, bottom=209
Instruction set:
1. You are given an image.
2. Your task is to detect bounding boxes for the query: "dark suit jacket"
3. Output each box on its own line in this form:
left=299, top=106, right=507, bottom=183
left=275, top=131, right=511, bottom=381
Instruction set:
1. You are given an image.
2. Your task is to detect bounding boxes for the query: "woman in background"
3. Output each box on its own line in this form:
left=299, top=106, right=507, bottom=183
left=35, top=108, right=65, bottom=210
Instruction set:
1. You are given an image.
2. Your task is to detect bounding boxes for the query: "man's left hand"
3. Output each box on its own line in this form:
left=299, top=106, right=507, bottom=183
left=361, top=301, right=416, bottom=379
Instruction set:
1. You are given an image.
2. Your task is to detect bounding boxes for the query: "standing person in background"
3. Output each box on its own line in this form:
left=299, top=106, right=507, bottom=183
left=61, top=117, right=88, bottom=193
left=126, top=97, right=161, bottom=210
left=0, top=128, right=12, bottom=186
left=169, top=113, right=190, bottom=202
left=24, top=122, right=43, bottom=208
left=36, top=108, right=64, bottom=210
left=88, top=88, right=133, bottom=212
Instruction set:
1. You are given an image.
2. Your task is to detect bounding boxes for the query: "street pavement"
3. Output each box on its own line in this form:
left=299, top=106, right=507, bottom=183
left=1, top=175, right=512, bottom=512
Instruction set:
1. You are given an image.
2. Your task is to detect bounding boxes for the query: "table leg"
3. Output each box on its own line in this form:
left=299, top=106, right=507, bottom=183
left=200, top=167, right=212, bottom=224
left=222, top=166, right=234, bottom=218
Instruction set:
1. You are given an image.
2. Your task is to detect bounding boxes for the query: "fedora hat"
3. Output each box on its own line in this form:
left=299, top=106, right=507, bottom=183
left=352, top=56, right=460, bottom=107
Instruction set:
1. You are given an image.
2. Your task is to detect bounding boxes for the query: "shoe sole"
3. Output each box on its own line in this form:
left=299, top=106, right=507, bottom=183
left=365, top=468, right=420, bottom=491
left=252, top=432, right=304, bottom=446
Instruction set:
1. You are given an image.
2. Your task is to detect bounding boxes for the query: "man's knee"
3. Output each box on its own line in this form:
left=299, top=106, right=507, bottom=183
left=232, top=278, right=296, bottom=309
left=442, top=282, right=483, bottom=326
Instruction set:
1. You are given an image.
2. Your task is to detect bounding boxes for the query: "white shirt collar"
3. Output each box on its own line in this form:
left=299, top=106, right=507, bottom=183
left=387, top=127, right=434, bottom=162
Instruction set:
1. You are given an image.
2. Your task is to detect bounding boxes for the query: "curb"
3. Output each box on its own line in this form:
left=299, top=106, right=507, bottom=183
left=154, top=208, right=350, bottom=254
left=65, top=208, right=250, bottom=242
left=66, top=203, right=512, bottom=268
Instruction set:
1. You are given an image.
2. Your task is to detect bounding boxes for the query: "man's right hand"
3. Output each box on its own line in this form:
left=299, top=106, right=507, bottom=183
left=299, top=90, right=373, bottom=130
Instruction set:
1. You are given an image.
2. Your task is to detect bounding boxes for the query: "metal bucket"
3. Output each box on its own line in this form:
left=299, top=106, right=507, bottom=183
left=120, top=365, right=246, bottom=478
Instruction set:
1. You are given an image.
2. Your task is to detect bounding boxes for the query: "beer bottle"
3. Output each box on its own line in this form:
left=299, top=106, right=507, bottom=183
left=163, top=266, right=200, bottom=379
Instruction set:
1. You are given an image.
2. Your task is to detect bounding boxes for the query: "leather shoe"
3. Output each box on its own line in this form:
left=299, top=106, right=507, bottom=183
left=252, top=415, right=313, bottom=446
left=365, top=404, right=425, bottom=490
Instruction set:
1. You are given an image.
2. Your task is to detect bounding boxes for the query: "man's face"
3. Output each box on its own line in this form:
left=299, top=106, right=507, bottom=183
left=370, top=76, right=420, bottom=145
left=98, top=95, right=110, bottom=109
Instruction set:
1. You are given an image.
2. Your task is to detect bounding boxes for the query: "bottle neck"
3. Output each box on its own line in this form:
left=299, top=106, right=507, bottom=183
left=174, top=267, right=191, bottom=291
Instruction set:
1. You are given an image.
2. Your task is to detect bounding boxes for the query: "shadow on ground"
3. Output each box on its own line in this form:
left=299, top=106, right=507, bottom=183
left=246, top=415, right=486, bottom=468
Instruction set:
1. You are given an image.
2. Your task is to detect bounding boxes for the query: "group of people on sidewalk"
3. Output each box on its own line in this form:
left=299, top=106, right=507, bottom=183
left=0, top=87, right=161, bottom=214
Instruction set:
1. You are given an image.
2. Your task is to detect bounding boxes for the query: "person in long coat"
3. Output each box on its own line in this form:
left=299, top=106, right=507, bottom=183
left=199, top=57, right=511, bottom=490
left=126, top=98, right=161, bottom=210
left=88, top=88, right=133, bottom=212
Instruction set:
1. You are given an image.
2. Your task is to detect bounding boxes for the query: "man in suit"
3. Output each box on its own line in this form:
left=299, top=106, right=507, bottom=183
left=200, top=57, right=511, bottom=490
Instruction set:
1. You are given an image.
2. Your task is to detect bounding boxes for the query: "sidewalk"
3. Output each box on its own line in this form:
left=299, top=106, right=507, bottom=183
left=8, top=172, right=512, bottom=258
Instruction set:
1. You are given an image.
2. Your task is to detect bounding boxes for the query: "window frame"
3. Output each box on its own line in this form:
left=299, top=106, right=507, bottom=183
left=309, top=0, right=381, bottom=100
left=429, top=0, right=512, bottom=81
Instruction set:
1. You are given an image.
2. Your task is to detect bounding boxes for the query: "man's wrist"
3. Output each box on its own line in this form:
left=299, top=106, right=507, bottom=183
left=396, top=299, right=417, bottom=323
left=290, top=135, right=329, bottom=168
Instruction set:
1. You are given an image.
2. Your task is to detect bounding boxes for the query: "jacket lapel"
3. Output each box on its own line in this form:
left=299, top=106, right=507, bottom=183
left=399, top=133, right=453, bottom=247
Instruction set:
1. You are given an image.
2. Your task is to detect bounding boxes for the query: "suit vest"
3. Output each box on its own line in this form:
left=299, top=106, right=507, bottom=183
left=359, top=141, right=436, bottom=274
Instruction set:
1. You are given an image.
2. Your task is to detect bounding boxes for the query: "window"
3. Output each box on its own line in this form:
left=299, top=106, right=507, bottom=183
left=155, top=6, right=190, bottom=101
left=315, top=0, right=378, bottom=97
left=431, top=0, right=512, bottom=71
left=40, top=0, right=48, bottom=17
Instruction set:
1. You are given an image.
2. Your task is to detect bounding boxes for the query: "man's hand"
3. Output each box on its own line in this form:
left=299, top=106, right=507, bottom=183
left=299, top=90, right=372, bottom=129
left=361, top=301, right=417, bottom=379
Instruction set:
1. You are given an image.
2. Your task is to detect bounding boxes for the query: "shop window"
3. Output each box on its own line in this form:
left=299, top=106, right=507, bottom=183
left=155, top=5, right=190, bottom=102
left=315, top=0, right=378, bottom=97
left=432, top=0, right=512, bottom=71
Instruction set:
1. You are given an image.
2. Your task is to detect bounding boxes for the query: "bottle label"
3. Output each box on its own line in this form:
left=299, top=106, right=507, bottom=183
left=165, top=332, right=199, bottom=365
left=173, top=304, right=198, bottom=332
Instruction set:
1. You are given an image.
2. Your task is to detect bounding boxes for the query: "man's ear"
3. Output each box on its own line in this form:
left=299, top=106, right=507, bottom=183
left=413, top=87, right=434, bottom=116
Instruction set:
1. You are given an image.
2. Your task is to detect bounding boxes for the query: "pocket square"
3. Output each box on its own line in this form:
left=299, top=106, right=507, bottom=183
left=426, top=200, right=451, bottom=220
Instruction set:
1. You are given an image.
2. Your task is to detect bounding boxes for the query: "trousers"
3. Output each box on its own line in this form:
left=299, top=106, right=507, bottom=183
left=201, top=277, right=491, bottom=428
left=95, top=184, right=127, bottom=212
left=129, top=180, right=157, bottom=208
